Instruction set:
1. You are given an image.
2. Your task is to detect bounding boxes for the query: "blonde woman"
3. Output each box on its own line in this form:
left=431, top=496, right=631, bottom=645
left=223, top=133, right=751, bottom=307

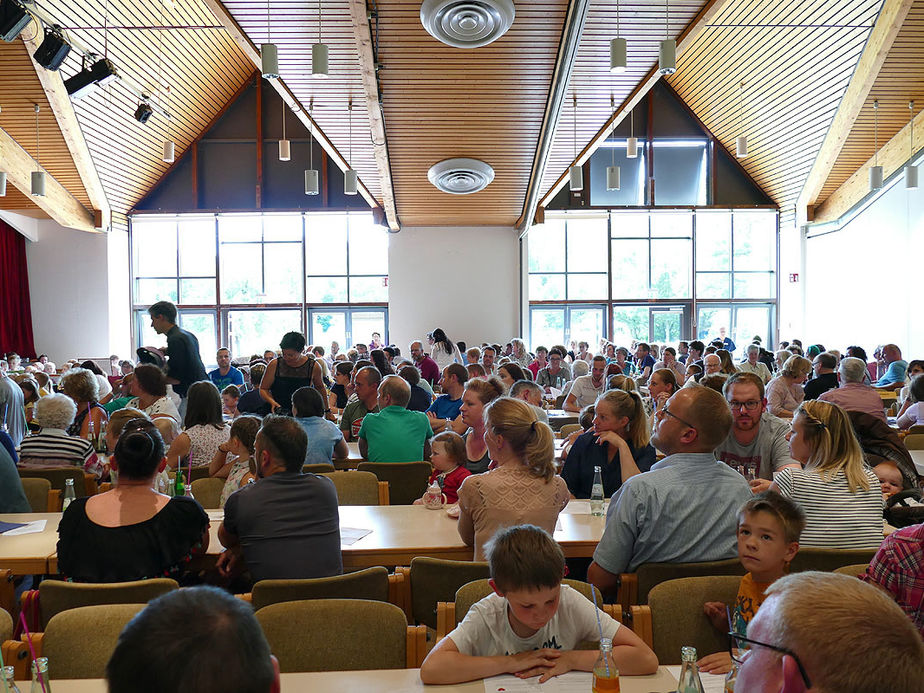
left=457, top=397, right=569, bottom=560
left=770, top=400, right=883, bottom=550
left=765, top=355, right=812, bottom=418
left=560, top=390, right=655, bottom=499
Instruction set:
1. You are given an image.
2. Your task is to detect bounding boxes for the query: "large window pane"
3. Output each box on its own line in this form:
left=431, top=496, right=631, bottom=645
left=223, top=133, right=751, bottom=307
left=650, top=211, right=692, bottom=238
left=697, top=306, right=731, bottom=341
left=734, top=272, right=775, bottom=299
left=611, top=211, right=649, bottom=238
left=652, top=309, right=684, bottom=343
left=220, top=243, right=262, bottom=303
left=529, top=274, right=565, bottom=301
left=307, top=214, right=347, bottom=275
left=307, top=277, right=348, bottom=303
left=611, top=240, right=648, bottom=299
left=569, top=308, right=604, bottom=349
left=228, top=310, right=302, bottom=358
left=180, top=278, right=215, bottom=304
left=612, top=306, right=648, bottom=345
left=219, top=215, right=262, bottom=243
left=566, top=218, right=608, bottom=272
left=349, top=276, right=388, bottom=303
left=589, top=144, right=646, bottom=206
left=179, top=313, right=217, bottom=368
left=734, top=212, right=776, bottom=271
left=651, top=239, right=691, bottom=298
left=696, top=272, right=731, bottom=299
left=135, top=278, right=177, bottom=305
left=263, top=214, right=302, bottom=242
left=695, top=211, right=731, bottom=271
left=349, top=215, right=388, bottom=275
left=530, top=308, right=565, bottom=349
left=178, top=218, right=216, bottom=276
left=133, top=220, right=177, bottom=277
left=652, top=140, right=708, bottom=206
left=528, top=219, right=566, bottom=273
left=263, top=243, right=303, bottom=303
left=733, top=306, right=772, bottom=348
left=135, top=310, right=160, bottom=348
left=310, top=311, right=347, bottom=350
left=568, top=274, right=608, bottom=300
left=350, top=311, right=386, bottom=347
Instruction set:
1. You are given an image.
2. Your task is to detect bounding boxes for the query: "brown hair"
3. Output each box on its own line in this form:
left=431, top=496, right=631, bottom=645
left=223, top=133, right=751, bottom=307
left=485, top=524, right=565, bottom=592
left=108, top=408, right=150, bottom=440
left=431, top=431, right=465, bottom=468
left=723, top=371, right=765, bottom=399
left=684, top=386, right=734, bottom=450
left=595, top=389, right=650, bottom=449
left=649, top=368, right=677, bottom=394
left=483, top=397, right=555, bottom=482
left=230, top=415, right=261, bottom=455
left=133, top=364, right=168, bottom=398
left=464, top=375, right=506, bottom=405
left=738, top=491, right=806, bottom=544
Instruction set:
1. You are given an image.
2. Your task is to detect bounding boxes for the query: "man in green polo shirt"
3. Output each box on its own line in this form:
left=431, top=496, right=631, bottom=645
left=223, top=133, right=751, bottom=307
left=358, top=375, right=432, bottom=463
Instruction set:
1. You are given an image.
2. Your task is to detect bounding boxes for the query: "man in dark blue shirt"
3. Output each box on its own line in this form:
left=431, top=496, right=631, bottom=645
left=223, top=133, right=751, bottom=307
left=148, top=301, right=207, bottom=416
left=208, top=347, right=244, bottom=391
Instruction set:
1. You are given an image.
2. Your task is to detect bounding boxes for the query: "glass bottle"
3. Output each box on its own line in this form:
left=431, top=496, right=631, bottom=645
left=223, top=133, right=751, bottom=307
left=3, top=664, right=21, bottom=693
left=184, top=483, right=195, bottom=500
left=677, top=646, right=706, bottom=693
left=97, top=420, right=109, bottom=454
left=62, top=478, right=76, bottom=511
left=590, top=465, right=605, bottom=516
left=31, top=656, right=50, bottom=693
left=724, top=657, right=740, bottom=692
left=592, top=637, right=620, bottom=693
left=174, top=467, right=186, bottom=497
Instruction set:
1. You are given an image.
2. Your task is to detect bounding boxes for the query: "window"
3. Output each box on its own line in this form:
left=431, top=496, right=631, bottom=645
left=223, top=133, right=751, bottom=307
left=528, top=216, right=608, bottom=302
left=529, top=305, right=605, bottom=349
left=130, top=212, right=387, bottom=360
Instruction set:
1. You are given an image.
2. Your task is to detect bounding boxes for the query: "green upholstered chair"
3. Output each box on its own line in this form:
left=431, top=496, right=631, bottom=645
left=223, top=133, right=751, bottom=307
left=789, top=548, right=877, bottom=573
left=833, top=563, right=871, bottom=578
left=251, top=567, right=390, bottom=611
left=38, top=578, right=178, bottom=629
left=42, top=604, right=146, bottom=679
left=406, top=557, right=490, bottom=630
left=303, top=463, right=337, bottom=474
left=319, top=471, right=388, bottom=505
left=356, top=462, right=432, bottom=505
left=190, top=477, right=225, bottom=509
left=617, top=558, right=745, bottom=609
left=19, top=477, right=54, bottom=512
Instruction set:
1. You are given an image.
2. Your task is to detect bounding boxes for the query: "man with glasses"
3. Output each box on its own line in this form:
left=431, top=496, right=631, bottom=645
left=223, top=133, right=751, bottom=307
left=733, top=571, right=924, bottom=692
left=715, top=372, right=800, bottom=491
left=803, top=351, right=838, bottom=400
left=587, top=387, right=752, bottom=594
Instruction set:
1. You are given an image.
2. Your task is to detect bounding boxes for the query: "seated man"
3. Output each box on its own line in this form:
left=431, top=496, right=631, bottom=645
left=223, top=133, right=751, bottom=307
left=803, top=351, right=839, bottom=400
left=340, top=366, right=381, bottom=441
left=633, top=342, right=656, bottom=383
left=737, top=344, right=772, bottom=384
left=218, top=415, right=341, bottom=582
left=359, top=375, right=432, bottom=463
left=588, top=386, right=752, bottom=593
left=735, top=571, right=924, bottom=692
left=874, top=343, right=908, bottom=391
left=107, top=586, right=280, bottom=693
left=818, top=356, right=887, bottom=423
left=208, top=347, right=244, bottom=392
left=862, top=522, right=924, bottom=637
left=510, top=380, right=549, bottom=424
left=563, top=356, right=606, bottom=412
left=426, top=364, right=467, bottom=432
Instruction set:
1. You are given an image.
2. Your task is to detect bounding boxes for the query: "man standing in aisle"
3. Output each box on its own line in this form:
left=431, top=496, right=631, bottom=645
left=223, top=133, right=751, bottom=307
left=410, top=340, right=440, bottom=386
left=209, top=347, right=244, bottom=392
left=148, top=301, right=207, bottom=417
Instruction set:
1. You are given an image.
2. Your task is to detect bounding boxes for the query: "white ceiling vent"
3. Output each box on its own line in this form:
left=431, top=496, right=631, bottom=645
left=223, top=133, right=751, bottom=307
left=420, top=0, right=515, bottom=49
left=427, top=158, right=495, bottom=194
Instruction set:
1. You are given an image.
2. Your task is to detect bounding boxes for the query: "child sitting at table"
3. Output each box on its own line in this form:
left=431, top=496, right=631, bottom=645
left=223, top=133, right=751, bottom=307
left=209, top=415, right=261, bottom=508
left=873, top=460, right=905, bottom=499
left=414, top=431, right=470, bottom=505
left=698, top=491, right=805, bottom=674
left=419, top=524, right=658, bottom=684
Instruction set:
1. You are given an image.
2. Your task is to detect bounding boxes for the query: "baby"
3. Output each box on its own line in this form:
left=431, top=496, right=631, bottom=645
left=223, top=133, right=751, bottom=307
left=873, top=461, right=904, bottom=500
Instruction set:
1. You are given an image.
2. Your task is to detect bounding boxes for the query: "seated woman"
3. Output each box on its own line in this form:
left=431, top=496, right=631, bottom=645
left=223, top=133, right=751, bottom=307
left=125, top=364, right=181, bottom=444
left=458, top=376, right=506, bottom=474
left=17, top=393, right=105, bottom=479
left=291, top=386, right=348, bottom=465
left=652, top=346, right=685, bottom=384
left=59, top=367, right=108, bottom=440
left=896, top=374, right=924, bottom=429
left=771, top=400, right=883, bottom=550
left=166, top=381, right=230, bottom=469
left=457, top=397, right=570, bottom=560
left=56, top=419, right=209, bottom=582
left=716, top=349, right=737, bottom=375
left=561, top=390, right=656, bottom=499
left=645, top=367, right=678, bottom=422
left=766, top=355, right=812, bottom=418
left=80, top=360, right=113, bottom=400
left=497, top=363, right=527, bottom=391
left=328, top=361, right=353, bottom=412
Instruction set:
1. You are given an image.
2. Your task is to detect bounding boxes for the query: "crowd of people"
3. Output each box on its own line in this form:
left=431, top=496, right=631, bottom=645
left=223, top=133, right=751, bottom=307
left=1, top=307, right=923, bottom=690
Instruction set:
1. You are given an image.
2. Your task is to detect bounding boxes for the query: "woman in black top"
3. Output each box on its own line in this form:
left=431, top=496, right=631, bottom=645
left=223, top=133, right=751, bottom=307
left=57, top=419, right=209, bottom=583
left=259, top=331, right=325, bottom=415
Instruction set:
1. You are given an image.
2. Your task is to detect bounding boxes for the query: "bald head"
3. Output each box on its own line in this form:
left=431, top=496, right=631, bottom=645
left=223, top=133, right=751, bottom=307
left=703, top=353, right=722, bottom=375
left=377, top=374, right=411, bottom=408
left=653, top=387, right=732, bottom=455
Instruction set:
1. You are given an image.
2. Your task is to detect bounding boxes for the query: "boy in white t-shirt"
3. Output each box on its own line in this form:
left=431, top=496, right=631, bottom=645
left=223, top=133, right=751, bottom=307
left=419, top=525, right=658, bottom=684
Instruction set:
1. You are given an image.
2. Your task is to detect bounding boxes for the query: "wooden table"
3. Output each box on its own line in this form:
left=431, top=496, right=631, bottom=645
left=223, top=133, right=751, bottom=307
left=0, top=513, right=61, bottom=573
left=909, top=449, right=924, bottom=476
left=13, top=666, right=683, bottom=692
left=547, top=409, right=579, bottom=431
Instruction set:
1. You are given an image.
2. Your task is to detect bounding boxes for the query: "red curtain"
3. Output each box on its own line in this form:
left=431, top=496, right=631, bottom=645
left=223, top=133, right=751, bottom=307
left=0, top=220, right=36, bottom=358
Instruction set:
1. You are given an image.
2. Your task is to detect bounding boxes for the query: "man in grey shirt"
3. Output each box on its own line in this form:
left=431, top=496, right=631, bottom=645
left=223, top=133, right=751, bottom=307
left=218, top=415, right=341, bottom=582
left=714, top=372, right=800, bottom=489
left=587, top=386, right=752, bottom=593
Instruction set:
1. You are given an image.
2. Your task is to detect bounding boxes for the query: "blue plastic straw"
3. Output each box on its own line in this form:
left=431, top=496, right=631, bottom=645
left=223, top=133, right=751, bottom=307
left=590, top=586, right=610, bottom=676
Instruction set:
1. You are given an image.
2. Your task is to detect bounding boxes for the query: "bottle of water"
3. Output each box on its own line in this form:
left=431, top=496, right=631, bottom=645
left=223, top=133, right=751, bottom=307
left=677, top=646, right=706, bottom=693
left=3, top=664, right=21, bottom=693
left=62, top=478, right=76, bottom=512
left=591, top=637, right=619, bottom=692
left=590, top=465, right=605, bottom=516
left=30, top=656, right=49, bottom=693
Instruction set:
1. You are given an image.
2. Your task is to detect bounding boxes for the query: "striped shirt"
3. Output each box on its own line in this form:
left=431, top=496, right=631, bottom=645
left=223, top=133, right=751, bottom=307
left=16, top=428, right=102, bottom=478
left=774, top=467, right=883, bottom=550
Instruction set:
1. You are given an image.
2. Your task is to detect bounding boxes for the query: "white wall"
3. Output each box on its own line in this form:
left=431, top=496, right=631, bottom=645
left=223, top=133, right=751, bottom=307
left=804, top=179, right=923, bottom=357
left=24, top=220, right=131, bottom=365
left=388, top=225, right=520, bottom=351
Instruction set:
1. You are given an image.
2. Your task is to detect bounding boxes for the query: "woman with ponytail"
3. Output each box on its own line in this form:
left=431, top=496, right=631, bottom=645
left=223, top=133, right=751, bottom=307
left=457, top=397, right=569, bottom=560
left=57, top=418, right=209, bottom=582
left=561, top=390, right=656, bottom=498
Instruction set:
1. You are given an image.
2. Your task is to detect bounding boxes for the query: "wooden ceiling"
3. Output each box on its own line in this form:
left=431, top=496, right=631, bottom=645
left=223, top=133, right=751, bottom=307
left=0, top=39, right=91, bottom=213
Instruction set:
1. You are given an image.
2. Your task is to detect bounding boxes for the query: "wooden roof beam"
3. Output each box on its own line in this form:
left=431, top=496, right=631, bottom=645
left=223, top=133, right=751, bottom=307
left=813, top=105, right=924, bottom=223
left=0, top=126, right=97, bottom=233
left=348, top=0, right=399, bottom=231
left=796, top=0, right=913, bottom=225
left=201, top=0, right=382, bottom=215
left=532, top=0, right=733, bottom=221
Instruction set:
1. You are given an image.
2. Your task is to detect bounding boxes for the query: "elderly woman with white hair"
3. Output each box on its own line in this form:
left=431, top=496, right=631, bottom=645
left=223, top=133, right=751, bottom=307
left=59, top=367, right=109, bottom=440
left=737, top=343, right=772, bottom=384
left=765, top=355, right=812, bottom=418
left=17, top=393, right=104, bottom=479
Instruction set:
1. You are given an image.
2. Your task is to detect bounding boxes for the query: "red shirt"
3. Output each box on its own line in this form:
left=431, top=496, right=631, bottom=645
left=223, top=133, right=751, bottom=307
left=527, top=361, right=542, bottom=378
left=417, top=355, right=440, bottom=386
left=428, top=465, right=472, bottom=504
left=862, top=523, right=924, bottom=636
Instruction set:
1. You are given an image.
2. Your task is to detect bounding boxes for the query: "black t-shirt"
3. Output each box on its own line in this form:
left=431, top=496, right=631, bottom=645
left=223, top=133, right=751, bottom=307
left=166, top=325, right=208, bottom=396
left=331, top=383, right=349, bottom=409
left=407, top=385, right=431, bottom=412
left=238, top=388, right=271, bottom=417
left=803, top=372, right=839, bottom=401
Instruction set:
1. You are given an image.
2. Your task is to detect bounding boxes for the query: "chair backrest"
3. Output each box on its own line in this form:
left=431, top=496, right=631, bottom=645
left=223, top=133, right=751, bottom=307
left=409, top=557, right=491, bottom=629
left=255, top=599, right=407, bottom=672
left=903, top=434, right=924, bottom=450
left=789, top=548, right=877, bottom=573
left=833, top=563, right=870, bottom=577
left=20, top=477, right=52, bottom=512
left=908, top=424, right=924, bottom=436
left=18, top=467, right=90, bottom=496
left=648, top=576, right=740, bottom=664
left=356, top=462, right=432, bottom=505
left=0, top=608, right=11, bottom=641
left=38, top=578, right=178, bottom=630
left=635, top=559, right=745, bottom=604
left=252, top=567, right=390, bottom=611
left=188, top=466, right=211, bottom=482
left=43, top=604, right=146, bottom=679
left=319, top=471, right=384, bottom=505
left=190, top=477, right=225, bottom=509
left=453, top=579, right=603, bottom=628
left=304, top=463, right=336, bottom=474
left=559, top=424, right=582, bottom=438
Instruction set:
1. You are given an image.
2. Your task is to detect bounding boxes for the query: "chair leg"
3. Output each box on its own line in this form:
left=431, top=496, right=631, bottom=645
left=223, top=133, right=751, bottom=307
left=435, top=602, right=455, bottom=642
left=616, top=573, right=637, bottom=613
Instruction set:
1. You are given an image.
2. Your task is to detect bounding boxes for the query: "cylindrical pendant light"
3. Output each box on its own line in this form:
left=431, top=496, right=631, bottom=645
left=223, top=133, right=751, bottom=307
left=736, top=135, right=748, bottom=158
left=312, top=42, right=329, bottom=77
left=157, top=8, right=175, bottom=164
left=344, top=100, right=357, bottom=195
left=305, top=169, right=319, bottom=195
left=610, top=38, right=626, bottom=74
left=907, top=100, right=918, bottom=190
left=736, top=81, right=748, bottom=158
left=162, top=140, right=175, bottom=163
left=569, top=165, right=583, bottom=192
left=869, top=165, right=884, bottom=190
left=606, top=165, right=620, bottom=191
left=31, top=104, right=44, bottom=196
left=305, top=100, right=319, bottom=195
left=870, top=99, right=882, bottom=191
left=261, top=43, right=279, bottom=79
left=0, top=172, right=5, bottom=196
left=658, top=1, right=675, bottom=75
left=627, top=109, right=638, bottom=158
left=278, top=96, right=290, bottom=161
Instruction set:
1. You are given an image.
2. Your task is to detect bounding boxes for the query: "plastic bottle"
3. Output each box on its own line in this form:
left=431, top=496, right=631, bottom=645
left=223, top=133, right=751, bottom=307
left=592, top=637, right=620, bottom=693
left=590, top=465, right=605, bottom=516
left=62, top=478, right=76, bottom=511
left=677, top=646, right=706, bottom=693
left=30, top=656, right=50, bottom=693
left=3, top=664, right=22, bottom=693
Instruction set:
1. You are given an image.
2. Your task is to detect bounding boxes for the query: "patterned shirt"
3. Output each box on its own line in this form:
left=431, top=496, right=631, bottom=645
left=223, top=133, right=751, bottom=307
left=862, top=523, right=924, bottom=637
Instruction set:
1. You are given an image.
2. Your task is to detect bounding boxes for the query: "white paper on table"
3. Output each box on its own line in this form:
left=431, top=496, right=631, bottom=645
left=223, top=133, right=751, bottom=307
left=548, top=387, right=563, bottom=398
left=483, top=672, right=592, bottom=693
left=2, top=520, right=47, bottom=536
left=206, top=510, right=224, bottom=522
left=340, top=527, right=372, bottom=546
left=569, top=501, right=591, bottom=514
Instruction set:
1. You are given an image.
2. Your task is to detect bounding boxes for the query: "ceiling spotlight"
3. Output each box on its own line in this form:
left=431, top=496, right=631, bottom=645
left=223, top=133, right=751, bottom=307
left=134, top=99, right=154, bottom=124
left=33, top=26, right=72, bottom=71
left=0, top=0, right=30, bottom=42
left=65, top=58, right=118, bottom=100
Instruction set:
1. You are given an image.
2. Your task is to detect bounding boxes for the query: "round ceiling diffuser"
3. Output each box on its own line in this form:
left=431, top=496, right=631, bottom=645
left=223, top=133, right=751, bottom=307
left=427, top=158, right=495, bottom=194
left=420, top=0, right=515, bottom=49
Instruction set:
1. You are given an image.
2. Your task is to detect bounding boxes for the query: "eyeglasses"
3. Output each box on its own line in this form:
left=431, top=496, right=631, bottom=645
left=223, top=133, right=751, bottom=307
left=729, top=400, right=761, bottom=411
left=728, top=633, right=812, bottom=689
left=657, top=405, right=697, bottom=430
